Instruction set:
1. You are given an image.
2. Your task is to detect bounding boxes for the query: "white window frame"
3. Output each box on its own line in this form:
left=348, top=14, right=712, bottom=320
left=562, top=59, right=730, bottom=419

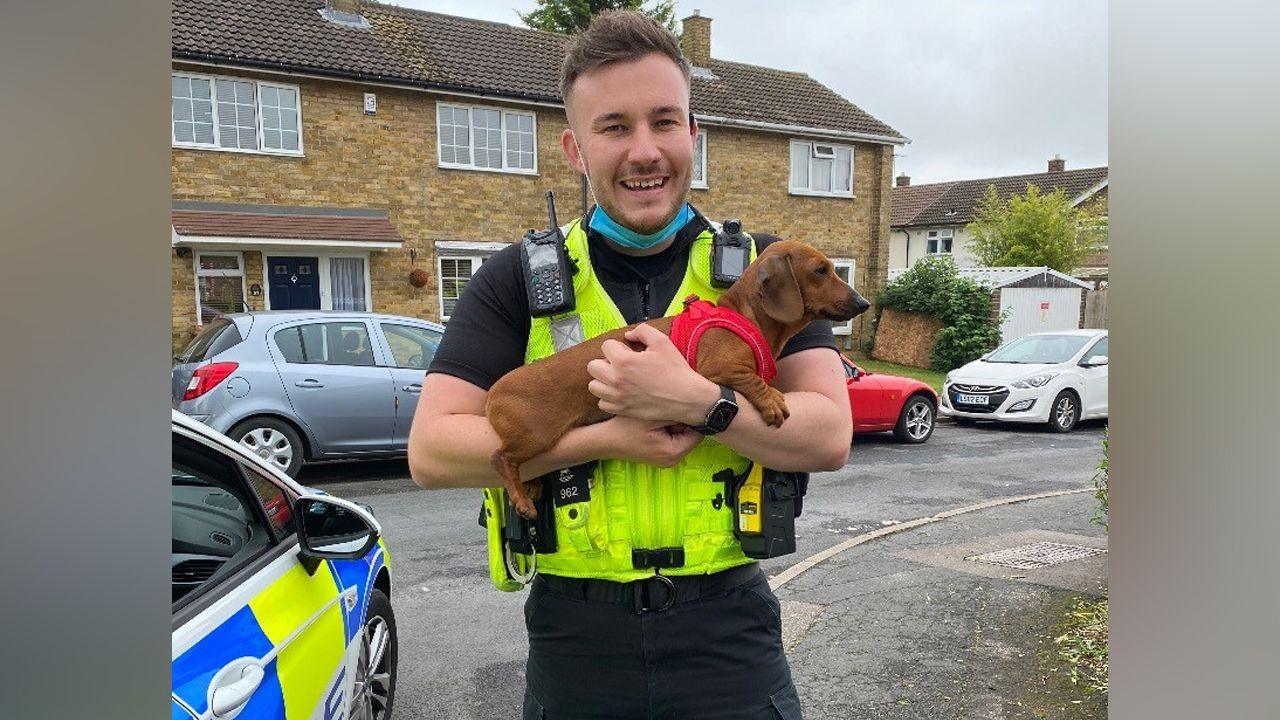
left=926, top=229, right=954, bottom=255
left=260, top=251, right=373, bottom=312
left=171, top=71, right=305, bottom=157
left=436, top=102, right=538, bottom=175
left=831, top=258, right=856, bottom=336
left=691, top=129, right=708, bottom=189
left=193, top=251, right=248, bottom=324
left=788, top=139, right=855, bottom=198
left=436, top=254, right=487, bottom=321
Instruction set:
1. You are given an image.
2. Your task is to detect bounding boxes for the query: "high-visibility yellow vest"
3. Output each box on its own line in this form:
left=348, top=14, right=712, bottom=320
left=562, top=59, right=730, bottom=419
left=484, top=217, right=758, bottom=588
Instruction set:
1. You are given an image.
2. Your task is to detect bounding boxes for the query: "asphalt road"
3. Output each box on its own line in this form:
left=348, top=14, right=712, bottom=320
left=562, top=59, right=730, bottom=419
left=299, top=417, right=1107, bottom=719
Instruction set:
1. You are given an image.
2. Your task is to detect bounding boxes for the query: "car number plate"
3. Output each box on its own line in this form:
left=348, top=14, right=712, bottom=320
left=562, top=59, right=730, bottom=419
left=956, top=393, right=989, bottom=405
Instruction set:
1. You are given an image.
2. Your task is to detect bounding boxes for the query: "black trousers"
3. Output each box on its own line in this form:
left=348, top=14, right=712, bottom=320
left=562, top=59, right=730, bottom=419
left=522, top=566, right=803, bottom=720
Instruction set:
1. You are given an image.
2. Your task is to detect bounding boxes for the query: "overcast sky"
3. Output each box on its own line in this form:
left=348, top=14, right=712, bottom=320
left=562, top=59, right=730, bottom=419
left=393, top=0, right=1107, bottom=185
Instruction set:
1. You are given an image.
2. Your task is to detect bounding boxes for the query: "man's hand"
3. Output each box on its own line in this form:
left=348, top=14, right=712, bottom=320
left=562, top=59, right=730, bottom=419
left=597, top=414, right=704, bottom=467
left=586, top=323, right=720, bottom=426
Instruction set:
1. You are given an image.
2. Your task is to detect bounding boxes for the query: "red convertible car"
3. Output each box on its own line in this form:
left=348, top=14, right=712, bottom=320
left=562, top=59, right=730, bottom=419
left=842, top=356, right=938, bottom=444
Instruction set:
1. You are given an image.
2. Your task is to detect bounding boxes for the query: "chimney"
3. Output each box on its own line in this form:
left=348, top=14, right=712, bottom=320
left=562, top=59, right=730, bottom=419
left=1047, top=154, right=1065, bottom=173
left=895, top=173, right=911, bottom=187
left=328, top=0, right=360, bottom=13
left=681, top=10, right=712, bottom=67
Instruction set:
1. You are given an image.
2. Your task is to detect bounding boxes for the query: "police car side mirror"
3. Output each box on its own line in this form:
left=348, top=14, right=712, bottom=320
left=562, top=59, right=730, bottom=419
left=294, top=494, right=381, bottom=560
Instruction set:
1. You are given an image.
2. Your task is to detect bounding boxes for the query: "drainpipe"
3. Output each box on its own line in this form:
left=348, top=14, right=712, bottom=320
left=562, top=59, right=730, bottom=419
left=899, top=228, right=912, bottom=267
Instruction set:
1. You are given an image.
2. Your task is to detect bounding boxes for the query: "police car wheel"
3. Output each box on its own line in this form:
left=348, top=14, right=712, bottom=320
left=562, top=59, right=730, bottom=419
left=229, top=418, right=303, bottom=477
left=353, top=588, right=397, bottom=720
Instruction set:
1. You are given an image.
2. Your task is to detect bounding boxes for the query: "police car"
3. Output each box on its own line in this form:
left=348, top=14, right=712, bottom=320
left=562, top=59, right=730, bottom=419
left=171, top=410, right=397, bottom=719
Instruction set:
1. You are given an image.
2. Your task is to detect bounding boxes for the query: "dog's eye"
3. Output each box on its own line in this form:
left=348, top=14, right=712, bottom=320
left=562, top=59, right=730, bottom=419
left=814, top=265, right=829, bottom=276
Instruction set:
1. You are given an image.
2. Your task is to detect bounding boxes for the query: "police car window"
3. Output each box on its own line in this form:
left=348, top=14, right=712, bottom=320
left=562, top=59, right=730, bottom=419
left=172, top=436, right=274, bottom=609
left=242, top=464, right=296, bottom=539
left=381, top=323, right=442, bottom=369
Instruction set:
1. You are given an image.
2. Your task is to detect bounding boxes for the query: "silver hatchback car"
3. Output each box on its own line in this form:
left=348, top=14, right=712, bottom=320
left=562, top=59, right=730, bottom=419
left=172, top=311, right=442, bottom=476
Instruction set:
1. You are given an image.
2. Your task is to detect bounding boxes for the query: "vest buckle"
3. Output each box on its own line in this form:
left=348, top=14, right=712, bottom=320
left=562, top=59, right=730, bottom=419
left=631, top=547, right=686, bottom=569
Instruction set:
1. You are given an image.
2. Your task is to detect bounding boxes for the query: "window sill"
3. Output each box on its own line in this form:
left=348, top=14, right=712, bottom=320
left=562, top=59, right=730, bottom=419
left=173, top=143, right=305, bottom=158
left=437, top=163, right=539, bottom=177
left=691, top=183, right=709, bottom=191
left=789, top=189, right=855, bottom=199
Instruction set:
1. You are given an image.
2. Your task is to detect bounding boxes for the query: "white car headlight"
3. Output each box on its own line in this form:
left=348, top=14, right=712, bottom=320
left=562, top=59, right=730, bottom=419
left=945, top=371, right=955, bottom=384
left=1012, top=372, right=1060, bottom=389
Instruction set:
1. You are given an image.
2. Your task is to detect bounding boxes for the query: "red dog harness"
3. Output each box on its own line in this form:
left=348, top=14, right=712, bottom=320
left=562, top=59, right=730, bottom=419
left=669, top=295, right=777, bottom=383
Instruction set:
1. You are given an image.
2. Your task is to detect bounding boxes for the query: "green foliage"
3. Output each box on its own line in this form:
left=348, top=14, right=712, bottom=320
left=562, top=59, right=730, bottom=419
left=1092, top=429, right=1109, bottom=530
left=967, top=183, right=1107, bottom=273
left=517, top=0, right=677, bottom=34
left=877, top=256, right=1003, bottom=371
left=1055, top=596, right=1108, bottom=695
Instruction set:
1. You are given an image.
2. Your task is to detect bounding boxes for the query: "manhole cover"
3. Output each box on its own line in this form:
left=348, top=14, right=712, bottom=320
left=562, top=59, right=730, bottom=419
left=967, top=541, right=1105, bottom=570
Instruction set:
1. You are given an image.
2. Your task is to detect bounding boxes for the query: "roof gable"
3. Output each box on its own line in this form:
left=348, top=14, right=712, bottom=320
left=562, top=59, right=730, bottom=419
left=172, top=0, right=904, bottom=140
left=892, top=166, right=1108, bottom=227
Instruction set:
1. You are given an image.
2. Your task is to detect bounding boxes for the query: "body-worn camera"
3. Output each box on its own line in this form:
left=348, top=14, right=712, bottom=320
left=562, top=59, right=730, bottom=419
left=711, top=218, right=752, bottom=288
left=522, top=191, right=576, bottom=317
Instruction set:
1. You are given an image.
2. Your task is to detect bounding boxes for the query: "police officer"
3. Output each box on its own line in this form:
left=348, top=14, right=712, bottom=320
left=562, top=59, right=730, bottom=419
left=409, top=11, right=852, bottom=719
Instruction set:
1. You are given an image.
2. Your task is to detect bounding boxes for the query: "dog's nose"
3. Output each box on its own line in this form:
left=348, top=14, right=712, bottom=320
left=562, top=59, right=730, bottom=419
left=852, top=292, right=871, bottom=314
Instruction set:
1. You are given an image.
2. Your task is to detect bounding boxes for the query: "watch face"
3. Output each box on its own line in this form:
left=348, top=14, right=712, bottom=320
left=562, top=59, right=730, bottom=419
left=706, top=398, right=739, bottom=432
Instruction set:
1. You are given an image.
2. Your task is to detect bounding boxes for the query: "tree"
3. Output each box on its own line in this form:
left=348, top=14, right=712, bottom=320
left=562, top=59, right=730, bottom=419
left=967, top=183, right=1107, bottom=274
left=517, top=0, right=677, bottom=34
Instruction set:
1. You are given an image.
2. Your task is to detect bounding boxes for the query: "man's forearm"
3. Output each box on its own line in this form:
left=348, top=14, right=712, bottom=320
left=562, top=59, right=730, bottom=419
left=408, top=414, right=610, bottom=489
left=713, top=389, right=851, bottom=472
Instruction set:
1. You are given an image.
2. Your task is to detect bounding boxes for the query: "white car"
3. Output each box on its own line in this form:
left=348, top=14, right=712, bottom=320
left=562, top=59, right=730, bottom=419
left=939, top=330, right=1108, bottom=432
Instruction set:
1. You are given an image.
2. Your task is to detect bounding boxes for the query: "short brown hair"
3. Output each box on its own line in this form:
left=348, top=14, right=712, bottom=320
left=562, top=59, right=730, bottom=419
left=560, top=10, right=691, bottom=104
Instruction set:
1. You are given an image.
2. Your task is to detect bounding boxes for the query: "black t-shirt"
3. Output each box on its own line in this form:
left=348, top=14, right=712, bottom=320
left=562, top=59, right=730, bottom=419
left=428, top=209, right=838, bottom=390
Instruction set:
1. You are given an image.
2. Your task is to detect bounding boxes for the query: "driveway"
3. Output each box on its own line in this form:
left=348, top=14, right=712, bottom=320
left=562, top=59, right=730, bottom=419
left=300, top=419, right=1107, bottom=718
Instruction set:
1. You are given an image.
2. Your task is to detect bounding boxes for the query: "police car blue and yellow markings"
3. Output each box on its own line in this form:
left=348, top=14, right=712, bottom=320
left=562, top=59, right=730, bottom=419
left=172, top=541, right=389, bottom=720
left=329, top=542, right=387, bottom=645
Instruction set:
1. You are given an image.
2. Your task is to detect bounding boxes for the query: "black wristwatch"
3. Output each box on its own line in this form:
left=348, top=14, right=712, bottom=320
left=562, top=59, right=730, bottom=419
left=694, top=384, right=739, bottom=435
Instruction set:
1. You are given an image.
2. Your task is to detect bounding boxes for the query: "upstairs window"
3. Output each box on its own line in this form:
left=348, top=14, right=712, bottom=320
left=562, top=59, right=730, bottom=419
left=789, top=140, right=853, bottom=197
left=172, top=72, right=303, bottom=155
left=437, top=103, right=536, bottom=174
left=927, top=229, right=954, bottom=255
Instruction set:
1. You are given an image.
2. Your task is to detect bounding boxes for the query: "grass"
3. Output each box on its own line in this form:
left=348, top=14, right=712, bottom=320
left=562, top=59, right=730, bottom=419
left=844, top=354, right=947, bottom=394
left=1055, top=596, right=1109, bottom=695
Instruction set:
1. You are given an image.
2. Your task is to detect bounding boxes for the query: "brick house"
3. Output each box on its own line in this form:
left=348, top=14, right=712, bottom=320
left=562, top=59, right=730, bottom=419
left=889, top=157, right=1108, bottom=274
left=171, top=0, right=906, bottom=354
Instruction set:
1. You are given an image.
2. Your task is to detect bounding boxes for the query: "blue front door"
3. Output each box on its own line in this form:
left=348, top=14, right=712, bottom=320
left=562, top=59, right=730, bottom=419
left=268, top=257, right=321, bottom=310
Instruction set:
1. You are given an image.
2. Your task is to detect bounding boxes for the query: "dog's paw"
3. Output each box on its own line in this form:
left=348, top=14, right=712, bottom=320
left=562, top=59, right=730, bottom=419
left=759, top=387, right=790, bottom=428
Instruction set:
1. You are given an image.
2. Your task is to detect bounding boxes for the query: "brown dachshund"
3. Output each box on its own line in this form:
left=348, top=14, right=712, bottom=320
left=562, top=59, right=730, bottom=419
left=486, top=239, right=871, bottom=519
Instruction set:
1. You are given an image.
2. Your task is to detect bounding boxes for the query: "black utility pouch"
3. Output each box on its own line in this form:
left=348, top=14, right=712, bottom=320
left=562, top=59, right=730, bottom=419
left=503, top=482, right=558, bottom=555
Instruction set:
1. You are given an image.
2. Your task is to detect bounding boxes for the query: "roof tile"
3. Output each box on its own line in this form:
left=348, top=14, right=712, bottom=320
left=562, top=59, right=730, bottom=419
left=172, top=0, right=904, bottom=139
left=892, top=166, right=1108, bottom=227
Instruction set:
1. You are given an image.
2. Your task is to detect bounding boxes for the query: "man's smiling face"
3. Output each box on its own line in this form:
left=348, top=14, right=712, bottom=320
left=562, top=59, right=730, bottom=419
left=562, top=52, right=697, bottom=236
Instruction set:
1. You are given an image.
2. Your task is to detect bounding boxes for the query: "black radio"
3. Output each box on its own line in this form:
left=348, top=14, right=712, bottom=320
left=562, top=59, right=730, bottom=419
left=522, top=191, right=576, bottom=317
left=711, top=217, right=751, bottom=288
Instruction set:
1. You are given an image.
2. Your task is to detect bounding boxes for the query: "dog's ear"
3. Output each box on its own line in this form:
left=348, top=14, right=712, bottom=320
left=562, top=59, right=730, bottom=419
left=757, top=253, right=804, bottom=325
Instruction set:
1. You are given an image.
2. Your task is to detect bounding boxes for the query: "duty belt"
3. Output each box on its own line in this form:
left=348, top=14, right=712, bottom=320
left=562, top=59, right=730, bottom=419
left=534, top=562, right=762, bottom=614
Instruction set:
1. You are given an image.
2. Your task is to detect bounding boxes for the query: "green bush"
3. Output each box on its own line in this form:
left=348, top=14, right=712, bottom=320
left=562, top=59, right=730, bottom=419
left=878, top=256, right=1003, bottom=371
left=1092, top=429, right=1109, bottom=530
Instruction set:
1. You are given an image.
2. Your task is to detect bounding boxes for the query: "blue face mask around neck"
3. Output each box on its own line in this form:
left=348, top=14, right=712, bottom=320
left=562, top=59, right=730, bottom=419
left=589, top=203, right=693, bottom=250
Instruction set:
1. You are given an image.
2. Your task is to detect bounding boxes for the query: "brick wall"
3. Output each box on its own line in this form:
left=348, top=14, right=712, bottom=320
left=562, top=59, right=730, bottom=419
left=171, top=64, right=894, bottom=352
